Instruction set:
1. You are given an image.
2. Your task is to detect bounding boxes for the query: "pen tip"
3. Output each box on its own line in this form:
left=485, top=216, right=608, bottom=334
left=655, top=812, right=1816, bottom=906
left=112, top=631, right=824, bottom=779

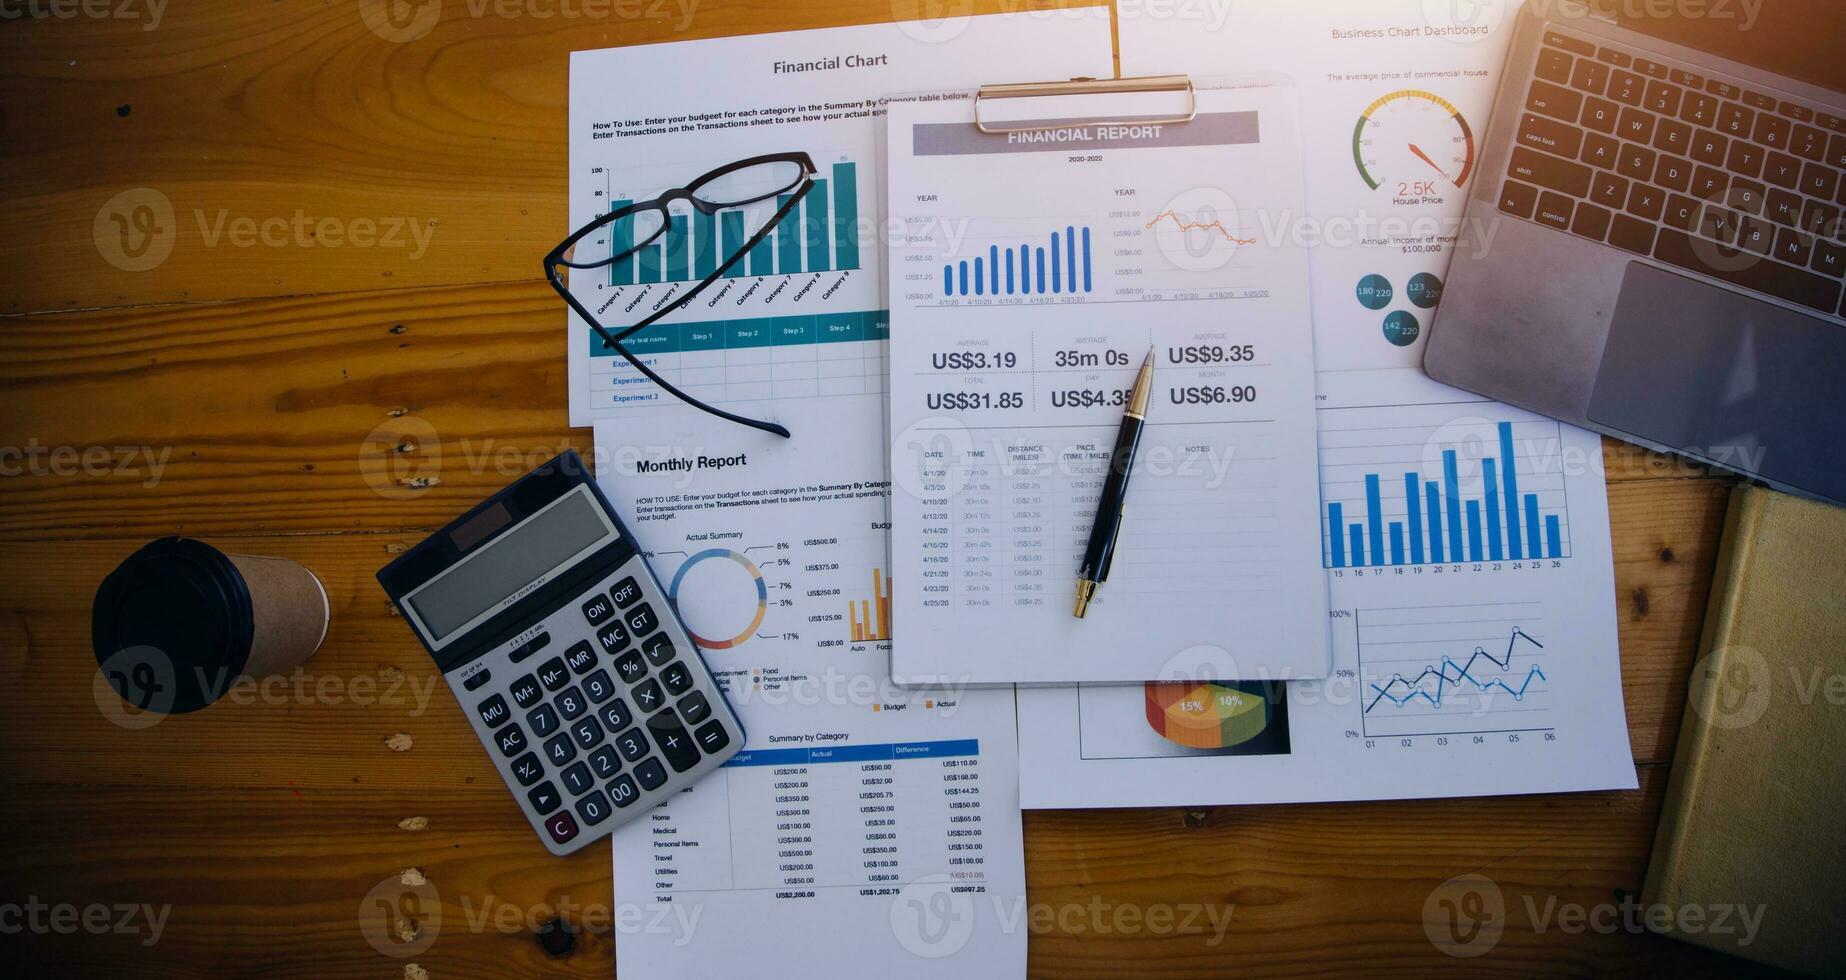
left=1143, top=348, right=1155, bottom=367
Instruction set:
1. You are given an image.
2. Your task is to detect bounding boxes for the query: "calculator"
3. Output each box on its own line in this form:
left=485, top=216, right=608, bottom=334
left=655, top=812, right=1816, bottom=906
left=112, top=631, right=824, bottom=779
left=377, top=451, right=743, bottom=855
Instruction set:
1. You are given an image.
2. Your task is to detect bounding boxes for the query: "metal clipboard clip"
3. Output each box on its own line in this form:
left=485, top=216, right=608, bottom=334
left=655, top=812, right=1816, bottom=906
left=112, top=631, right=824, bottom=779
left=971, top=74, right=1197, bottom=135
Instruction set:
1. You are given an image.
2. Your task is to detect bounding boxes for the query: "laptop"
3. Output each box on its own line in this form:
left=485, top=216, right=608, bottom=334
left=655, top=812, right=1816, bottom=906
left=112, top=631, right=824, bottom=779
left=1426, top=0, right=1846, bottom=505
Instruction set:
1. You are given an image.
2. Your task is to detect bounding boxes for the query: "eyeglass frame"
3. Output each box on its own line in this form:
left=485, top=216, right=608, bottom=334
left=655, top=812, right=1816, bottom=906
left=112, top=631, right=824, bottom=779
left=543, top=151, right=820, bottom=438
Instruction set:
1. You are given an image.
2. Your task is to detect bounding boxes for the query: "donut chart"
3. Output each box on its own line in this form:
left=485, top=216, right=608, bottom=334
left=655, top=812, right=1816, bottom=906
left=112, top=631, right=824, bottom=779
left=667, top=548, right=768, bottom=650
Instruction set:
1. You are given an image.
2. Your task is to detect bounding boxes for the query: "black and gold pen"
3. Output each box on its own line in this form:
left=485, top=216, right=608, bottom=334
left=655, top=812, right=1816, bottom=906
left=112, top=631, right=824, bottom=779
left=1074, top=349, right=1155, bottom=618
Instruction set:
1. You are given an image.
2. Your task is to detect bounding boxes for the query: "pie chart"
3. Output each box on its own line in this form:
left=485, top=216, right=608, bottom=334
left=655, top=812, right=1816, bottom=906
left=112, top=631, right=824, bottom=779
left=1144, top=681, right=1277, bottom=750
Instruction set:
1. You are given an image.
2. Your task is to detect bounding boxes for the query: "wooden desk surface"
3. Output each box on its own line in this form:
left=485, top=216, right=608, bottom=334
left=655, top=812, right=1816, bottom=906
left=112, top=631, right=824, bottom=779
left=0, top=1, right=1787, bottom=976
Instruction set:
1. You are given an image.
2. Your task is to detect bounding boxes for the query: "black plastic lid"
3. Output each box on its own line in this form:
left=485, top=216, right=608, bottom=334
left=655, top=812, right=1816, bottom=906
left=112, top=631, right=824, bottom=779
left=92, top=537, right=254, bottom=715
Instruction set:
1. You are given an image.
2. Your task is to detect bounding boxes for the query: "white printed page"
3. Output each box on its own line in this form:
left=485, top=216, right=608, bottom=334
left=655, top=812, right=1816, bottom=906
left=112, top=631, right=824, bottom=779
left=566, top=10, right=1107, bottom=427
left=885, top=83, right=1330, bottom=685
left=1013, top=0, right=1638, bottom=808
left=574, top=12, right=1115, bottom=976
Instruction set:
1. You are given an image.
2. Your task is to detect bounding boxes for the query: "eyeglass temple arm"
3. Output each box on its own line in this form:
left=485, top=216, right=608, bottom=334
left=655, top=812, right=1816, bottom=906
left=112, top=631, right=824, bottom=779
left=608, top=342, right=792, bottom=439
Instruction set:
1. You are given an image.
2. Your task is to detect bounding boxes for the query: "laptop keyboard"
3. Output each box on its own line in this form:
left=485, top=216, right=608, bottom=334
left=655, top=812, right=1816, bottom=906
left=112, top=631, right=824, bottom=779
left=1499, top=27, right=1846, bottom=318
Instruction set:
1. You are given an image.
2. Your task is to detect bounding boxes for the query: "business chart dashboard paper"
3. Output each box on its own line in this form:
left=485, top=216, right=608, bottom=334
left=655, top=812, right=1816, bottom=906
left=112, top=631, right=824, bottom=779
left=572, top=12, right=1116, bottom=976
left=885, top=83, right=1331, bottom=685
left=1014, top=0, right=1638, bottom=808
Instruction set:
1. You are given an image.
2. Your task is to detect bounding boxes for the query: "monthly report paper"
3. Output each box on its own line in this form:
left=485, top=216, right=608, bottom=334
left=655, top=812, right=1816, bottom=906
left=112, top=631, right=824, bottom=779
left=1016, top=0, right=1640, bottom=807
left=885, top=83, right=1331, bottom=685
left=570, top=13, right=1114, bottom=975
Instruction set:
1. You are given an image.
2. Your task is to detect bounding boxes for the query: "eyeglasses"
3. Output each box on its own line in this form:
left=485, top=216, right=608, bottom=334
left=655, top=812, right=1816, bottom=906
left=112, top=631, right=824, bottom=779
left=544, top=152, right=819, bottom=438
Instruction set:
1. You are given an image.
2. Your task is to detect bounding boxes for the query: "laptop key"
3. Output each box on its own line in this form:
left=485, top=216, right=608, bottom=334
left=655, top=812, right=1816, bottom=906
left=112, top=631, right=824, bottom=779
left=1729, top=178, right=1766, bottom=215
left=1609, top=70, right=1645, bottom=107
left=1830, top=133, right=1846, bottom=169
left=1571, top=57, right=1610, bottom=95
left=1537, top=47, right=1574, bottom=85
left=1763, top=152, right=1801, bottom=190
left=1582, top=97, right=1620, bottom=135
left=1792, top=125, right=1827, bottom=163
left=1617, top=144, right=1657, bottom=182
left=1655, top=156, right=1692, bottom=193
left=1754, top=114, right=1791, bottom=151
left=1582, top=132, right=1619, bottom=170
left=1691, top=166, right=1729, bottom=200
left=1717, top=102, right=1753, bottom=138
left=1509, top=147, right=1592, bottom=197
left=1699, top=204, right=1742, bottom=245
left=1653, top=120, right=1692, bottom=157
left=1690, top=130, right=1728, bottom=166
left=1775, top=228, right=1816, bottom=267
left=1802, top=163, right=1839, bottom=201
left=1655, top=227, right=1844, bottom=313
left=1681, top=93, right=1719, bottom=128
left=1803, top=201, right=1841, bottom=239
left=1626, top=184, right=1665, bottom=222
left=1618, top=106, right=1655, bottom=144
left=1738, top=217, right=1776, bottom=256
left=1727, top=139, right=1765, bottom=178
left=1546, top=31, right=1596, bottom=57
left=1814, top=239, right=1846, bottom=278
left=1766, top=190, right=1802, bottom=227
left=1610, top=213, right=1657, bottom=255
left=1665, top=195, right=1701, bottom=232
left=1527, top=80, right=1583, bottom=122
left=1571, top=202, right=1612, bottom=242
left=1537, top=191, right=1575, bottom=230
left=1644, top=79, right=1681, bottom=117
left=1590, top=172, right=1629, bottom=210
left=1518, top=113, right=1584, bottom=159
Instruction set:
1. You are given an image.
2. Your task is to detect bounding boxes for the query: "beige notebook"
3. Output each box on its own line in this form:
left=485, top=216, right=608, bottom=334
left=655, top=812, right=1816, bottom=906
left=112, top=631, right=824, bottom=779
left=1643, top=485, right=1846, bottom=975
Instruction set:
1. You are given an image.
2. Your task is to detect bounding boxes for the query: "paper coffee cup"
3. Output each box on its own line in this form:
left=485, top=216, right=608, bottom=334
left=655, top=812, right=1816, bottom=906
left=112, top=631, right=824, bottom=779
left=92, top=537, right=331, bottom=714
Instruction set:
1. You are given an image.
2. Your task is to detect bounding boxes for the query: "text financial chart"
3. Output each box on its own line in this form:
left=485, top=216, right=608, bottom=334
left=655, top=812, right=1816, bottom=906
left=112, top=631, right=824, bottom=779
left=638, top=738, right=990, bottom=900
left=586, top=155, right=886, bottom=412
left=1318, top=406, right=1573, bottom=569
left=886, top=85, right=1329, bottom=684
left=1353, top=601, right=1553, bottom=740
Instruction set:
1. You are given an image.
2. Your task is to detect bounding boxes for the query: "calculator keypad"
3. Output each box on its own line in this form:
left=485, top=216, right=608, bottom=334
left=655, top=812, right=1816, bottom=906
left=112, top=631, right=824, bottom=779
left=446, top=555, right=743, bottom=855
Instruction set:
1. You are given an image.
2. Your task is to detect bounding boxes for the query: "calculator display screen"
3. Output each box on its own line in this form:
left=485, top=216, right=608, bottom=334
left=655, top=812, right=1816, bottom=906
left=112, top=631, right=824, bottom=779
left=406, top=487, right=613, bottom=643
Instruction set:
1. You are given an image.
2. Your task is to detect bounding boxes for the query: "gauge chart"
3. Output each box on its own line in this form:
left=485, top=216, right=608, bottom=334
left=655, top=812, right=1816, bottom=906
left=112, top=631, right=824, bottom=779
left=1352, top=90, right=1477, bottom=194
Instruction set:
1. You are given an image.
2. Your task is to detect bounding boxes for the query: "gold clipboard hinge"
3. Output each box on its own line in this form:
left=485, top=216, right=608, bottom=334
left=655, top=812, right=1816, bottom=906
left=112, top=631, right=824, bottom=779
left=972, top=74, right=1197, bottom=135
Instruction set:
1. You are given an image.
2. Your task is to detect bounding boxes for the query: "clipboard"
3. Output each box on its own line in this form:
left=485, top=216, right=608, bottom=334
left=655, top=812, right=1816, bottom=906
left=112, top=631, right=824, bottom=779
left=971, top=74, right=1199, bottom=134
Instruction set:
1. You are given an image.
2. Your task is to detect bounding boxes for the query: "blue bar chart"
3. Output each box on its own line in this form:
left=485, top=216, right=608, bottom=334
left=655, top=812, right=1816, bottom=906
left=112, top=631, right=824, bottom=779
left=610, top=161, right=862, bottom=286
left=1320, top=413, right=1573, bottom=569
left=942, top=224, right=1093, bottom=297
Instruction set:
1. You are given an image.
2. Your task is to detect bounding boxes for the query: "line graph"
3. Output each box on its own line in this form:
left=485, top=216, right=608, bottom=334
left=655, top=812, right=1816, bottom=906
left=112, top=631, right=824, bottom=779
left=1355, top=602, right=1553, bottom=738
left=1366, top=628, right=1546, bottom=712
left=1143, top=209, right=1257, bottom=245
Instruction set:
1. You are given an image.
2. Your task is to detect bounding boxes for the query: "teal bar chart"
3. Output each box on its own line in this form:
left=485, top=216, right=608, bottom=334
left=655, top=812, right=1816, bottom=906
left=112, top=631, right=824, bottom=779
left=605, top=160, right=865, bottom=286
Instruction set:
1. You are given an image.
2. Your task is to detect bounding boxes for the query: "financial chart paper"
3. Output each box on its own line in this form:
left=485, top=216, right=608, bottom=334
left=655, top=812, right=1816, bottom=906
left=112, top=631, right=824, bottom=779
left=885, top=83, right=1332, bottom=685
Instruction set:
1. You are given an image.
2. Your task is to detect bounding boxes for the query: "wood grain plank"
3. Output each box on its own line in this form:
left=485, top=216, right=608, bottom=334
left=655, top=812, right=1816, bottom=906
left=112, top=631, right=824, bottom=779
left=0, top=280, right=1721, bottom=541
left=0, top=473, right=1724, bottom=788
left=0, top=0, right=1107, bottom=313
left=0, top=772, right=1782, bottom=979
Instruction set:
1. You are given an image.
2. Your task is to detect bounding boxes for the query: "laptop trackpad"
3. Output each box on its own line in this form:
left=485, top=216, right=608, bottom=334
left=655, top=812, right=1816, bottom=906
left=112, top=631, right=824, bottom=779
left=1588, top=261, right=1846, bottom=501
